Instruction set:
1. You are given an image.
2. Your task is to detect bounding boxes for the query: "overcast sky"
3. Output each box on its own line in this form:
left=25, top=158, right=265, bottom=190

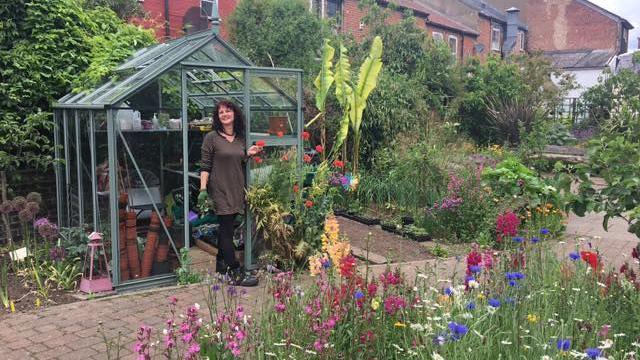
left=590, top=0, right=640, bottom=50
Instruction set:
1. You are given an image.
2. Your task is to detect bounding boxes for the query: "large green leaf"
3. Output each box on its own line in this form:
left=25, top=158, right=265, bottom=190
left=353, top=36, right=383, bottom=130
left=332, top=113, right=351, bottom=156
left=313, top=39, right=335, bottom=112
left=334, top=43, right=353, bottom=108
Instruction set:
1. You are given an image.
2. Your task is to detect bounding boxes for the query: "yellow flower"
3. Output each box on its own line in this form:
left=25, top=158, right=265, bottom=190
left=35, top=298, right=41, bottom=309
left=477, top=293, right=485, bottom=300
left=327, top=241, right=351, bottom=267
left=526, top=314, right=538, bottom=324
left=394, top=322, right=406, bottom=328
left=308, top=254, right=323, bottom=276
left=371, top=298, right=380, bottom=310
left=10, top=301, right=15, bottom=313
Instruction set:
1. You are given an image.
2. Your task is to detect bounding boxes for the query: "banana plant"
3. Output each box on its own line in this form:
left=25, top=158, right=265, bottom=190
left=307, top=39, right=336, bottom=160
left=333, top=36, right=383, bottom=174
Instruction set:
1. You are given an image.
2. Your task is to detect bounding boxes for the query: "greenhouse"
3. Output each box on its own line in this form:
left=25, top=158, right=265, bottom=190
left=52, top=30, right=303, bottom=291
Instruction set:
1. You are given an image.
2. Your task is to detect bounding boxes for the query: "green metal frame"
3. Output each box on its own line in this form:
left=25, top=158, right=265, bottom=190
left=52, top=30, right=304, bottom=291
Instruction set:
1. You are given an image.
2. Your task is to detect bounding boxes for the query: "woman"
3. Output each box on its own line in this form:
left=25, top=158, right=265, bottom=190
left=199, top=100, right=262, bottom=286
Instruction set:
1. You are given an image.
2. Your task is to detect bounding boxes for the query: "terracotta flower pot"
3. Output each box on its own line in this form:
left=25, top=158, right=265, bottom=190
left=125, top=211, right=140, bottom=278
left=268, top=116, right=289, bottom=135
left=141, top=213, right=161, bottom=278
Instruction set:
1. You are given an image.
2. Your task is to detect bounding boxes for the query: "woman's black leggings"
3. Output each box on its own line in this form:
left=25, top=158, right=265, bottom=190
left=217, top=214, right=239, bottom=272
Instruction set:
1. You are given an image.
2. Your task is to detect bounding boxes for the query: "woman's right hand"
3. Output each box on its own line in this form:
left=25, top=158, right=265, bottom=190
left=197, top=189, right=208, bottom=207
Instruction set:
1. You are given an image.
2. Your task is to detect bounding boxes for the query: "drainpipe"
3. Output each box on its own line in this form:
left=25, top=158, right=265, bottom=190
left=504, top=7, right=520, bottom=58
left=164, top=0, right=170, bottom=38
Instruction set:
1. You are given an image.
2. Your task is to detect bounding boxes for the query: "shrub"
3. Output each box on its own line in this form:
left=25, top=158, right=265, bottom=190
left=580, top=69, right=640, bottom=128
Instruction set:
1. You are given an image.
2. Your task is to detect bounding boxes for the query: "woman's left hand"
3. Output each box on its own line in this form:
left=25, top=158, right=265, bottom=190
left=247, top=145, right=263, bottom=156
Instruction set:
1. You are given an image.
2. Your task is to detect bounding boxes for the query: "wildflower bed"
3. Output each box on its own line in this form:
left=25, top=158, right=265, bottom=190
left=134, top=223, right=640, bottom=359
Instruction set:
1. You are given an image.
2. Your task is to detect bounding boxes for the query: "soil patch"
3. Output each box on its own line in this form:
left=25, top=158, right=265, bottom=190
left=0, top=269, right=79, bottom=316
left=337, top=216, right=433, bottom=263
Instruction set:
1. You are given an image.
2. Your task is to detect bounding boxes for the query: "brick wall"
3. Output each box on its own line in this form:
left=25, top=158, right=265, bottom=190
left=524, top=0, right=619, bottom=52
left=140, top=0, right=238, bottom=41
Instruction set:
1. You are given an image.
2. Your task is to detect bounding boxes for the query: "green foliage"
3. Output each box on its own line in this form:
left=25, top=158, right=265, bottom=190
left=83, top=0, right=144, bottom=20
left=482, top=156, right=559, bottom=209
left=176, top=248, right=201, bottom=285
left=574, top=96, right=640, bottom=238
left=546, top=121, right=576, bottom=146
left=228, top=0, right=325, bottom=75
left=457, top=54, right=570, bottom=145
left=580, top=69, right=640, bottom=128
left=46, top=259, right=83, bottom=291
left=59, top=227, right=90, bottom=258
left=0, top=0, right=154, bottom=173
left=0, top=259, right=8, bottom=308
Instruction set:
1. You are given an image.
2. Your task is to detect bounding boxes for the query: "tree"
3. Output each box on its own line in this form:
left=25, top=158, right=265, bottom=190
left=228, top=0, right=326, bottom=75
left=0, top=0, right=154, bottom=243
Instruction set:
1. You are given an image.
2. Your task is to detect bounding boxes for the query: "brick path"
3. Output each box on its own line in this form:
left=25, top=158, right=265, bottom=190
left=0, top=212, right=636, bottom=359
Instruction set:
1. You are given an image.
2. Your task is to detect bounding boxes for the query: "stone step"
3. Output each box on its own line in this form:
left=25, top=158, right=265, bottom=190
left=351, top=245, right=388, bottom=264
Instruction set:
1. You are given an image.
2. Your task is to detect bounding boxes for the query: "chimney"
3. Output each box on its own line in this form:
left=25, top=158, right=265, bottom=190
left=503, top=7, right=520, bottom=57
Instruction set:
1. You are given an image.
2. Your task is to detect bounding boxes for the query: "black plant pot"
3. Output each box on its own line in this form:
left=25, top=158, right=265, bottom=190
left=401, top=216, right=415, bottom=226
left=408, top=232, right=432, bottom=242
left=349, top=214, right=380, bottom=226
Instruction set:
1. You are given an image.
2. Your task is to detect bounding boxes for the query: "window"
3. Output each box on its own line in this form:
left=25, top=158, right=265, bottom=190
left=326, top=0, right=341, bottom=19
left=448, top=35, right=458, bottom=58
left=432, top=32, right=444, bottom=42
left=491, top=26, right=501, bottom=51
left=518, top=31, right=525, bottom=51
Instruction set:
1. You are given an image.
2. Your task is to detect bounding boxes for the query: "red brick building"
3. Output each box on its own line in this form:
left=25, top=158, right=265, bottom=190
left=137, top=0, right=238, bottom=40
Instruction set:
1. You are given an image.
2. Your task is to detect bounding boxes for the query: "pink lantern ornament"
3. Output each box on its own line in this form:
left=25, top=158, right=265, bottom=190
left=79, top=232, right=113, bottom=293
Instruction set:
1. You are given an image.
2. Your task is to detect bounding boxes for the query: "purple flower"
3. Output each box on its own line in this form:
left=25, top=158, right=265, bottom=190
left=585, top=348, right=601, bottom=359
left=354, top=290, right=364, bottom=300
left=557, top=338, right=571, bottom=351
left=466, top=302, right=476, bottom=310
left=469, top=265, right=481, bottom=273
left=433, top=335, right=446, bottom=346
left=49, top=246, right=66, bottom=262
left=531, top=236, right=540, bottom=244
left=444, top=287, right=453, bottom=296
left=540, top=228, right=550, bottom=235
left=512, top=236, right=524, bottom=243
left=274, top=302, right=286, bottom=313
left=488, top=298, right=501, bottom=308
left=508, top=280, right=517, bottom=287
left=569, top=252, right=580, bottom=261
left=447, top=322, right=468, bottom=340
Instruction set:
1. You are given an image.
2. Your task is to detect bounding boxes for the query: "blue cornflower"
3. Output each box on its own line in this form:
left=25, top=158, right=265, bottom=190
left=540, top=228, right=550, bottom=235
left=508, top=280, right=518, bottom=287
left=444, top=287, right=453, bottom=296
left=556, top=339, right=571, bottom=351
left=488, top=298, right=501, bottom=308
left=212, top=284, right=220, bottom=292
left=531, top=236, right=540, bottom=244
left=448, top=322, right=468, bottom=340
left=322, top=259, right=332, bottom=269
left=469, top=265, right=481, bottom=273
left=466, top=275, right=476, bottom=282
left=512, top=236, right=524, bottom=243
left=466, top=302, right=476, bottom=310
left=354, top=290, right=364, bottom=300
left=505, top=272, right=525, bottom=281
left=569, top=252, right=580, bottom=261
left=585, top=348, right=601, bottom=359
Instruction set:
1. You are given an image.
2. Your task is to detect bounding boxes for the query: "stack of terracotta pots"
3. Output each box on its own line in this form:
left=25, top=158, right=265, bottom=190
left=118, top=193, right=130, bottom=281
left=125, top=211, right=141, bottom=278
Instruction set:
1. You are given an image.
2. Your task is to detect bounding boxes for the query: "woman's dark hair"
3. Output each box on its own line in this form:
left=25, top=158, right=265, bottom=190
left=212, top=100, right=245, bottom=138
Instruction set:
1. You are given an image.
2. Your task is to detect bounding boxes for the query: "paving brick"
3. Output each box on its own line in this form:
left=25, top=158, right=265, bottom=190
left=5, top=338, right=34, bottom=350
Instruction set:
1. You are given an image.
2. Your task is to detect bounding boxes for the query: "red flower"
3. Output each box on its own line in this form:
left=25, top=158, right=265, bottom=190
left=495, top=211, right=520, bottom=242
left=255, top=140, right=266, bottom=147
left=303, top=154, right=312, bottom=163
left=333, top=160, right=344, bottom=169
left=580, top=251, right=599, bottom=270
left=339, top=255, right=356, bottom=277
left=304, top=200, right=313, bottom=208
left=315, top=145, right=324, bottom=153
left=293, top=184, right=299, bottom=193
left=254, top=157, right=263, bottom=164
left=276, top=131, right=284, bottom=138
left=302, top=131, right=310, bottom=141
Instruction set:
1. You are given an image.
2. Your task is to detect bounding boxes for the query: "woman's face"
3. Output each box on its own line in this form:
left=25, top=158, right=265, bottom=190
left=218, top=104, right=235, bottom=127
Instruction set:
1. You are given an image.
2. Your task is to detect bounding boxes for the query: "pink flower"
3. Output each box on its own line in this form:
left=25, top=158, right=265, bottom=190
left=235, top=329, right=246, bottom=341
left=168, top=295, right=178, bottom=305
left=275, top=302, right=286, bottom=313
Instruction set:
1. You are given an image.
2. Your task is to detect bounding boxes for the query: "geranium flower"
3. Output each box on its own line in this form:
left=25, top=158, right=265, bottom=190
left=302, top=131, right=310, bottom=141
left=255, top=140, right=265, bottom=147
left=315, top=145, right=324, bottom=153
left=333, top=160, right=344, bottom=168
left=304, top=200, right=313, bottom=208
left=293, top=184, right=299, bottom=193
left=276, top=131, right=284, bottom=138
left=254, top=156, right=263, bottom=164
left=303, top=154, right=312, bottom=163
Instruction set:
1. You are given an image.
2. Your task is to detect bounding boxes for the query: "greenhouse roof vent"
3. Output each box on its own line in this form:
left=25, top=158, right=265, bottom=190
left=201, top=0, right=221, bottom=35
